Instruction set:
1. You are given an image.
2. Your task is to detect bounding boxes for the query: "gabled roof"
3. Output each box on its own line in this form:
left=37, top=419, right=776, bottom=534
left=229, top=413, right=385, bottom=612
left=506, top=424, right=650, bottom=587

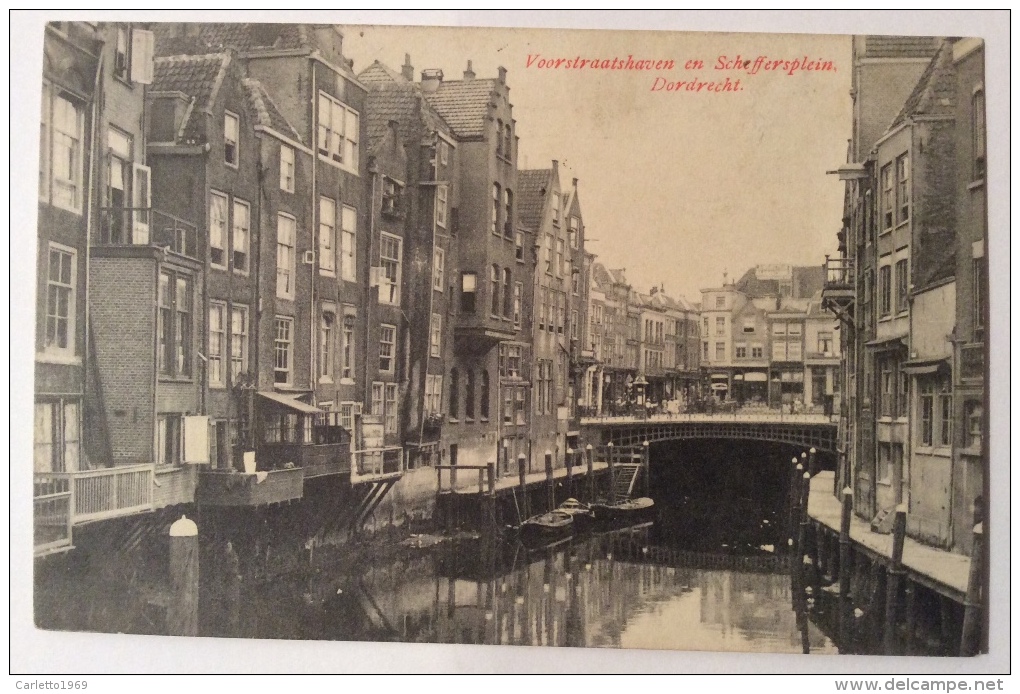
left=517, top=169, right=552, bottom=231
left=153, top=53, right=231, bottom=143
left=424, top=79, right=497, bottom=139
left=153, top=23, right=309, bottom=57
left=888, top=40, right=955, bottom=131
left=242, top=78, right=302, bottom=144
left=734, top=265, right=825, bottom=300
left=359, top=60, right=407, bottom=85
left=862, top=35, right=941, bottom=60
left=357, top=61, right=454, bottom=155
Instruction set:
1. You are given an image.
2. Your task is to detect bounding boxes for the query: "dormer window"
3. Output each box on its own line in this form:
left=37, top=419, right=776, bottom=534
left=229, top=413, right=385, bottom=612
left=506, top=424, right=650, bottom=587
left=224, top=112, right=239, bottom=167
left=382, top=177, right=403, bottom=217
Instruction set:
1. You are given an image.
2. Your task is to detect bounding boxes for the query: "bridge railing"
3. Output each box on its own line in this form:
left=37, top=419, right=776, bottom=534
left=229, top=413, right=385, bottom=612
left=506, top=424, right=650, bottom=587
left=581, top=412, right=836, bottom=426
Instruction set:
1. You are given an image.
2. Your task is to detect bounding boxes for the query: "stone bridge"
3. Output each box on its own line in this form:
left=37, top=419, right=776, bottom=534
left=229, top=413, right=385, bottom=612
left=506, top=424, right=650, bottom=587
left=580, top=412, right=838, bottom=453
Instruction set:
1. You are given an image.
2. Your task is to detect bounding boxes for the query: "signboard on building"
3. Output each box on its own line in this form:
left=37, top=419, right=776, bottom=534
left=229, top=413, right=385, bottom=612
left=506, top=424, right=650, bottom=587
left=756, top=264, right=793, bottom=281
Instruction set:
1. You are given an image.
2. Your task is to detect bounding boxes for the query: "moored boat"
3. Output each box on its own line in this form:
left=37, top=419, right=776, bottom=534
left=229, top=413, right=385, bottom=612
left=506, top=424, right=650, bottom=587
left=557, top=498, right=596, bottom=533
left=591, top=497, right=656, bottom=525
left=518, top=510, right=573, bottom=544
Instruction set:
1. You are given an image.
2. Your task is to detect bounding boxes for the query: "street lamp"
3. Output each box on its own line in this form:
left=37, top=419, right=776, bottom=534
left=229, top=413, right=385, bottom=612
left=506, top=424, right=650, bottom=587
left=634, top=374, right=649, bottom=419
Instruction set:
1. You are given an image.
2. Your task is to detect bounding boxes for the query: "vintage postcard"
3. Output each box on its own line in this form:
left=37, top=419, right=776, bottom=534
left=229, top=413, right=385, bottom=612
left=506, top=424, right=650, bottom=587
left=13, top=11, right=1008, bottom=675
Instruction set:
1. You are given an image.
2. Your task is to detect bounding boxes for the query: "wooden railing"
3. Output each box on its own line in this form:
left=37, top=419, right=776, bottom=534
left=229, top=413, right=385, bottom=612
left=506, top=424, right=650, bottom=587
left=35, top=464, right=155, bottom=525
left=34, top=489, right=72, bottom=555
left=823, top=255, right=854, bottom=288
left=435, top=463, right=496, bottom=495
left=352, top=446, right=403, bottom=481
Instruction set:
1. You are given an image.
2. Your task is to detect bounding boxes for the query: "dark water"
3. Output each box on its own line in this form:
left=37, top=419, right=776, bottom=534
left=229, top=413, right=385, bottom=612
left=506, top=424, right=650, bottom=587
left=194, top=440, right=837, bottom=653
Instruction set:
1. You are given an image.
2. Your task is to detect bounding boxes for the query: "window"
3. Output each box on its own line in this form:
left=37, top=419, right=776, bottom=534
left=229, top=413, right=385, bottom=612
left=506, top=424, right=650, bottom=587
left=105, top=128, right=136, bottom=243
left=430, top=313, right=442, bottom=358
left=382, top=177, right=403, bottom=216
left=515, top=231, right=525, bottom=262
left=276, top=214, right=296, bottom=298
left=208, top=303, right=225, bottom=387
left=898, top=371, right=909, bottom=418
left=47, top=91, right=84, bottom=212
left=973, top=257, right=986, bottom=335
left=878, top=443, right=892, bottom=483
left=44, top=244, right=75, bottom=357
left=503, top=268, right=513, bottom=318
left=379, top=324, right=396, bottom=374
left=490, top=264, right=501, bottom=316
left=751, top=344, right=764, bottom=359
left=544, top=233, right=554, bottom=274
left=229, top=306, right=246, bottom=377
left=896, top=154, right=910, bottom=224
left=571, top=271, right=580, bottom=296
left=556, top=238, right=565, bottom=277
left=539, top=287, right=548, bottom=331
left=939, top=391, right=952, bottom=447
left=280, top=144, right=295, bottom=192
left=503, top=123, right=513, bottom=160
left=433, top=247, right=445, bottom=291
left=495, top=119, right=503, bottom=155
left=568, top=216, right=579, bottom=248
left=480, top=371, right=490, bottom=419
left=571, top=309, right=579, bottom=340
left=315, top=197, right=336, bottom=274
left=552, top=192, right=561, bottom=225
left=715, top=316, right=725, bottom=336
left=500, top=343, right=523, bottom=379
left=503, top=188, right=513, bottom=237
left=715, top=342, right=725, bottom=360
left=465, top=371, right=475, bottom=419
left=341, top=205, right=357, bottom=282
left=703, top=342, right=709, bottom=360
left=230, top=305, right=248, bottom=381
left=449, top=368, right=459, bottom=418
left=491, top=183, right=501, bottom=235
left=224, top=112, right=239, bottom=167
left=425, top=375, right=443, bottom=415
left=372, top=382, right=384, bottom=419
left=703, top=317, right=709, bottom=335
left=274, top=316, right=293, bottom=385
left=34, top=400, right=80, bottom=472
left=895, top=259, right=909, bottom=312
left=964, top=401, right=983, bottom=450
left=157, top=270, right=191, bottom=377
left=341, top=313, right=355, bottom=380
left=742, top=319, right=755, bottom=333
left=916, top=377, right=953, bottom=448
left=319, top=310, right=335, bottom=381
left=817, top=331, right=833, bottom=354
left=156, top=414, right=183, bottom=468
left=972, top=90, right=986, bottom=180
left=880, top=163, right=893, bottom=230
left=715, top=296, right=725, bottom=309
left=435, top=184, right=448, bottom=228
left=772, top=340, right=786, bottom=360
left=461, top=272, right=477, bottom=313
left=515, top=388, right=526, bottom=425
left=379, top=233, right=402, bottom=305
left=735, top=344, right=747, bottom=359
left=880, top=361, right=894, bottom=417
left=788, top=340, right=802, bottom=360
left=556, top=292, right=566, bottom=334
left=317, top=91, right=359, bottom=171
left=439, top=139, right=450, bottom=166
left=384, top=383, right=397, bottom=434
left=114, top=26, right=130, bottom=79
left=232, top=200, right=250, bottom=273
left=39, top=82, right=49, bottom=200
left=504, top=388, right=514, bottom=424
left=209, top=192, right=228, bottom=268
left=879, top=264, right=892, bottom=317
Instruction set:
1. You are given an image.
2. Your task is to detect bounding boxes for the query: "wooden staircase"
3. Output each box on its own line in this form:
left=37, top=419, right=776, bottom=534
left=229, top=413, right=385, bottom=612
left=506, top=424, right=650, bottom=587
left=612, top=463, right=642, bottom=502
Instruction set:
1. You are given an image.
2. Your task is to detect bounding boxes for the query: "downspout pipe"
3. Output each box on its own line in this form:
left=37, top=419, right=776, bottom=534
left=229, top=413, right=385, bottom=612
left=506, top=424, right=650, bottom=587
left=84, top=45, right=105, bottom=467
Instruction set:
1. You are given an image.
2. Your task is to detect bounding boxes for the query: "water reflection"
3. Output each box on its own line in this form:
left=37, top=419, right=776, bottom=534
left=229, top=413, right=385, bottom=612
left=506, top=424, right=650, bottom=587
left=203, top=523, right=833, bottom=653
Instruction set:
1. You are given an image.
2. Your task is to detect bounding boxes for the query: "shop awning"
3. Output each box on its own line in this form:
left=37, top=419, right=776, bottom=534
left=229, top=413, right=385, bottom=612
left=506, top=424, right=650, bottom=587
left=744, top=372, right=768, bottom=382
left=900, top=359, right=950, bottom=375
left=258, top=391, right=323, bottom=414
left=710, top=373, right=729, bottom=380
left=865, top=335, right=907, bottom=350
left=711, top=383, right=728, bottom=391
left=732, top=374, right=743, bottom=381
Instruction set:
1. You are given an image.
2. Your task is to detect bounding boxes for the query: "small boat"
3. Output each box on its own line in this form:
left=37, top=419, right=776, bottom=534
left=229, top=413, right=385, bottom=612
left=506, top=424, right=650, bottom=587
left=518, top=510, right=573, bottom=544
left=591, top=497, right=656, bottom=525
left=557, top=498, right=596, bottom=533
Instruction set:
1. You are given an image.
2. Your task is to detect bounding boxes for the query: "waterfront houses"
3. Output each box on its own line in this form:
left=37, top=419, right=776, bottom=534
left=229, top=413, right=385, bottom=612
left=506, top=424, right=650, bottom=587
left=823, top=36, right=988, bottom=557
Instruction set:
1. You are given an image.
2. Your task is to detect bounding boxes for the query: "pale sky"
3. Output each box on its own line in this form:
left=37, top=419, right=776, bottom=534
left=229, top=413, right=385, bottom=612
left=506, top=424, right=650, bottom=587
left=343, top=25, right=852, bottom=303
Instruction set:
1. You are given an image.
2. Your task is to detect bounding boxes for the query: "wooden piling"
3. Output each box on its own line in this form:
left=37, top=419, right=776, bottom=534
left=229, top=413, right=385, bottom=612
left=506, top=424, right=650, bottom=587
left=791, top=463, right=805, bottom=557
left=168, top=515, right=199, bottom=637
left=787, top=457, right=799, bottom=554
left=960, top=522, right=984, bottom=656
left=807, top=447, right=817, bottom=477
left=839, top=487, right=853, bottom=599
left=518, top=454, right=529, bottom=520
left=566, top=448, right=574, bottom=499
left=487, top=460, right=497, bottom=526
left=884, top=505, right=907, bottom=655
left=607, top=443, right=616, bottom=503
left=643, top=441, right=650, bottom=498
left=545, top=451, right=554, bottom=512
left=586, top=444, right=594, bottom=503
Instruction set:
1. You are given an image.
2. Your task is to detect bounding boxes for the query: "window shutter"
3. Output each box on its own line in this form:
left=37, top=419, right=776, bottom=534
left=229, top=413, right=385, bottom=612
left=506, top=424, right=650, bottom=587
left=132, top=163, right=151, bottom=244
left=183, top=415, right=210, bottom=463
left=130, top=29, right=155, bottom=84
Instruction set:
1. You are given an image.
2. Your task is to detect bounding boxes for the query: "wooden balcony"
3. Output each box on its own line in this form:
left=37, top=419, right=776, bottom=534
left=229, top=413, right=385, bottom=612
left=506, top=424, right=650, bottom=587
left=196, top=467, right=305, bottom=507
left=258, top=441, right=351, bottom=479
left=35, top=464, right=155, bottom=527
left=34, top=486, right=72, bottom=556
left=96, top=208, right=199, bottom=259
left=351, top=446, right=404, bottom=485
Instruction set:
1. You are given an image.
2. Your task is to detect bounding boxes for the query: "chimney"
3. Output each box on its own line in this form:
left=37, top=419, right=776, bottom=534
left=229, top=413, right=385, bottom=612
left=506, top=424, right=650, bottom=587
left=463, top=60, right=475, bottom=80
left=420, top=68, right=444, bottom=93
left=401, top=53, right=414, bottom=81
left=497, top=66, right=507, bottom=84
left=552, top=159, right=559, bottom=173
left=572, top=177, right=578, bottom=190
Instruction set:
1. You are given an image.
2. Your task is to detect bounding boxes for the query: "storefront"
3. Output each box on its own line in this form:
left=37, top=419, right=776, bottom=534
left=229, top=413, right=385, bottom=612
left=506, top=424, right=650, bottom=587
left=710, top=372, right=729, bottom=400
left=733, top=370, right=768, bottom=404
left=769, top=367, right=804, bottom=407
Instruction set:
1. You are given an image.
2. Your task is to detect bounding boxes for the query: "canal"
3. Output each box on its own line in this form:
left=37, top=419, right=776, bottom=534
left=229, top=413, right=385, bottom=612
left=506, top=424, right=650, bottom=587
left=34, top=439, right=954, bottom=655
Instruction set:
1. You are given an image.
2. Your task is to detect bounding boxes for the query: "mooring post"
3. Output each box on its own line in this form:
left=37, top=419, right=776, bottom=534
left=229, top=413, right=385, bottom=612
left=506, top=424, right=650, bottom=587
left=566, top=448, right=574, bottom=499
left=798, top=471, right=812, bottom=590
left=607, top=442, right=616, bottom=503
left=884, top=504, right=907, bottom=654
left=839, top=486, right=853, bottom=599
left=960, top=522, right=984, bottom=656
left=791, top=462, right=804, bottom=557
left=168, top=515, right=199, bottom=637
left=643, top=441, right=650, bottom=498
left=518, top=453, right=529, bottom=520
left=545, top=450, right=554, bottom=512
left=586, top=444, right=594, bottom=503
left=808, top=447, right=817, bottom=477
left=787, top=457, right=799, bottom=554
left=487, top=460, right=497, bottom=526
